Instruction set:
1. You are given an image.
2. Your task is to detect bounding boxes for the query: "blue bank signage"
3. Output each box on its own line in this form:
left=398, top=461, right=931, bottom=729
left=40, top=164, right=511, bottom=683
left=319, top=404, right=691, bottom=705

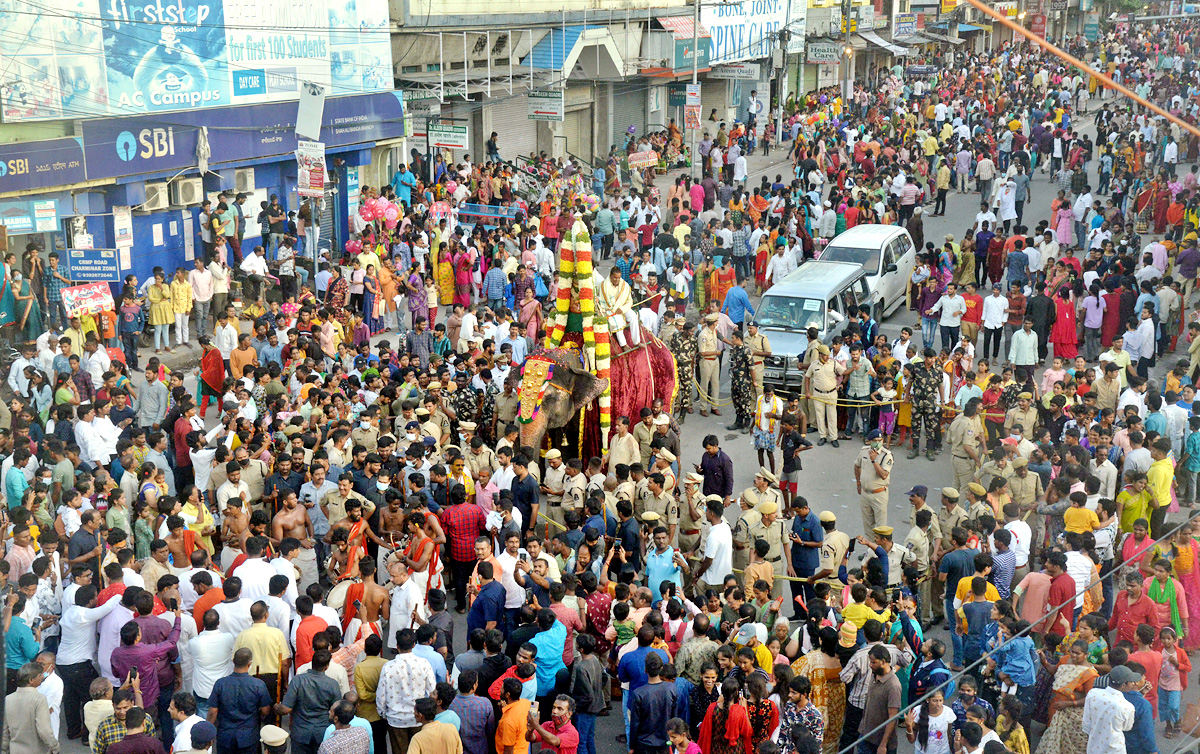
left=0, top=139, right=87, bottom=193
left=81, top=91, right=405, bottom=180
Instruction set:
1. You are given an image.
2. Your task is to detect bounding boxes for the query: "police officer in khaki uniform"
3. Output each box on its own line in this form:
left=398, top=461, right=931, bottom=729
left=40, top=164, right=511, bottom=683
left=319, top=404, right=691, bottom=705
left=796, top=327, right=821, bottom=429
left=540, top=448, right=568, bottom=530
left=417, top=407, right=441, bottom=444
left=854, top=429, right=893, bottom=532
left=858, top=526, right=915, bottom=588
left=643, top=472, right=680, bottom=542
left=975, top=447, right=1016, bottom=491
left=809, top=511, right=850, bottom=590
left=1004, top=392, right=1039, bottom=436
left=963, top=483, right=993, bottom=523
left=698, top=313, right=723, bottom=417
left=678, top=473, right=707, bottom=592
left=947, top=399, right=983, bottom=491
left=748, top=500, right=792, bottom=598
left=731, top=490, right=762, bottom=577
left=905, top=485, right=944, bottom=548
left=563, top=458, right=588, bottom=519
left=804, top=343, right=847, bottom=446
left=932, top=487, right=966, bottom=623
left=746, top=321, right=772, bottom=398
left=904, top=509, right=935, bottom=621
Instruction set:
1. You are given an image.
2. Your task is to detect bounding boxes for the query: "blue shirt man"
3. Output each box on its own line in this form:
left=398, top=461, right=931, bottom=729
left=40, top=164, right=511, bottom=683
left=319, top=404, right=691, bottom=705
left=644, top=538, right=684, bottom=602
left=468, top=573, right=506, bottom=634
left=414, top=626, right=448, bottom=683
left=720, top=285, right=755, bottom=325
left=5, top=613, right=38, bottom=669
left=617, top=633, right=671, bottom=697
left=393, top=168, right=416, bottom=207
left=209, top=667, right=273, bottom=752
left=1122, top=686, right=1157, bottom=754
left=790, top=505, right=823, bottom=577
left=528, top=611, right=567, bottom=697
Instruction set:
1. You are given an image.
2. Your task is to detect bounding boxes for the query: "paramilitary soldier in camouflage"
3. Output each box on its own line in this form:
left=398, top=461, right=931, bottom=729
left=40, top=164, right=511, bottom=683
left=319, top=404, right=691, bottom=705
left=669, top=322, right=698, bottom=422
left=726, top=330, right=755, bottom=433
left=907, top=347, right=945, bottom=462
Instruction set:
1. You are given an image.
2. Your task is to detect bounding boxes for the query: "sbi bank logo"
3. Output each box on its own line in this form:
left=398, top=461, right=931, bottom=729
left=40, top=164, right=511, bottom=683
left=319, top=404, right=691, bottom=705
left=116, top=131, right=137, bottom=162
left=0, top=161, right=7, bottom=177
left=115, top=128, right=176, bottom=162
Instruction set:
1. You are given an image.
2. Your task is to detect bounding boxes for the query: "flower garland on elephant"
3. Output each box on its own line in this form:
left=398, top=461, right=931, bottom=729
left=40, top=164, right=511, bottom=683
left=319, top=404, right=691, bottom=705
left=546, top=216, right=612, bottom=449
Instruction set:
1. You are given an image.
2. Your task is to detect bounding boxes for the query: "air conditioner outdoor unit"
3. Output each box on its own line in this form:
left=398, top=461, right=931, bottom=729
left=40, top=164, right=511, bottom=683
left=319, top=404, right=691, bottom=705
left=143, top=182, right=170, bottom=212
left=235, top=168, right=256, bottom=193
left=171, top=177, right=204, bottom=206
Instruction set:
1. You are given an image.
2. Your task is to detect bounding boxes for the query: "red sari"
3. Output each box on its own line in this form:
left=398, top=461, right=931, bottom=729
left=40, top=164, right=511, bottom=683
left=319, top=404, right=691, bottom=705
left=1050, top=294, right=1078, bottom=359
left=1100, top=291, right=1122, bottom=347
left=699, top=702, right=754, bottom=754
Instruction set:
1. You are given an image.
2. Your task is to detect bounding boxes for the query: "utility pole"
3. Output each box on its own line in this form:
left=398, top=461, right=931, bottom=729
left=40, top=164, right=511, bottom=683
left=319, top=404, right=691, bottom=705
left=691, top=0, right=700, bottom=181
left=842, top=0, right=853, bottom=103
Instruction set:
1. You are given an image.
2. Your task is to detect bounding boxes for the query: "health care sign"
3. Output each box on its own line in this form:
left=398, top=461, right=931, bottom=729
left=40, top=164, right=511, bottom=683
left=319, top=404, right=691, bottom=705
left=0, top=0, right=394, bottom=122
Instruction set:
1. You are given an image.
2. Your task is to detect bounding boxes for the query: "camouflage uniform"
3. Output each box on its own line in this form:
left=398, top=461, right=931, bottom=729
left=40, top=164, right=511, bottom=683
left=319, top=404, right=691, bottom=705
left=451, top=385, right=480, bottom=436
left=477, top=384, right=500, bottom=445
left=669, top=330, right=698, bottom=419
left=908, top=362, right=942, bottom=458
left=728, top=344, right=754, bottom=428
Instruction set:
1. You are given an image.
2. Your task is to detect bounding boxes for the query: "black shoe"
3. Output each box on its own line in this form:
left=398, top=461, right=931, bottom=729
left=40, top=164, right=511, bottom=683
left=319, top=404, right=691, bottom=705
left=831, top=440, right=840, bottom=448
left=741, top=426, right=751, bottom=434
left=817, top=438, right=828, bottom=446
left=907, top=448, right=920, bottom=459
left=727, top=424, right=742, bottom=431
left=926, top=450, right=937, bottom=462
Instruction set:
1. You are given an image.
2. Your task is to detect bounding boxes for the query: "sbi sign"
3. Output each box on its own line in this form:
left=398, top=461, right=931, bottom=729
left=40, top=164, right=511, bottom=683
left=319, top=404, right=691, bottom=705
left=115, top=127, right=177, bottom=162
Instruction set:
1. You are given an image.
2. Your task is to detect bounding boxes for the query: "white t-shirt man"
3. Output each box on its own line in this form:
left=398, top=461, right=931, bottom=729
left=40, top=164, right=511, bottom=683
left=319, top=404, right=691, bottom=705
left=701, top=520, right=733, bottom=585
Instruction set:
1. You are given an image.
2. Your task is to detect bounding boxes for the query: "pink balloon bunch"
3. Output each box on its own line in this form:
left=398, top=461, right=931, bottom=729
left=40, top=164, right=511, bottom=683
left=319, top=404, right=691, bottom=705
left=345, top=239, right=364, bottom=255
left=445, top=180, right=458, bottom=195
left=359, top=196, right=402, bottom=224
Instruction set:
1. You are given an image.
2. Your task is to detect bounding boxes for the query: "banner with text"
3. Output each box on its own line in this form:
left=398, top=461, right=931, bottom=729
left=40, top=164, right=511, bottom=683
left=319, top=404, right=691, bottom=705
left=0, top=0, right=393, bottom=122
left=62, top=282, right=116, bottom=317
left=296, top=140, right=327, bottom=198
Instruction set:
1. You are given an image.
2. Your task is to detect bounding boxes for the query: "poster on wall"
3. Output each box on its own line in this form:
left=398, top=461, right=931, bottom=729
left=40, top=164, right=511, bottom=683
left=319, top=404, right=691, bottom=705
left=0, top=0, right=394, bottom=122
left=113, top=206, right=133, bottom=249
left=296, top=140, right=327, bottom=198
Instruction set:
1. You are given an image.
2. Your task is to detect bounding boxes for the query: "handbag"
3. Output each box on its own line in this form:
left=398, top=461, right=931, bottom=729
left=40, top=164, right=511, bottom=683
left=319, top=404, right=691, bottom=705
left=1182, top=701, right=1200, bottom=737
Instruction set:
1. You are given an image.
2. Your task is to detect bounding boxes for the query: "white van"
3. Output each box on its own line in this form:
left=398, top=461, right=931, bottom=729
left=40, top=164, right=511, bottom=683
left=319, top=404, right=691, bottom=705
left=819, top=224, right=916, bottom=320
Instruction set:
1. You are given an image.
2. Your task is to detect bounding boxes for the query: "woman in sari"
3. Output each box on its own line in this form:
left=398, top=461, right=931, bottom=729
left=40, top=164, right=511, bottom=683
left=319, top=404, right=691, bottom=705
left=404, top=262, right=427, bottom=329
left=748, top=190, right=770, bottom=227
left=699, top=677, right=754, bottom=754
left=1034, top=639, right=1096, bottom=754
left=789, top=626, right=845, bottom=754
left=363, top=265, right=384, bottom=334
left=394, top=510, right=444, bottom=620
left=1054, top=202, right=1075, bottom=247
left=1100, top=280, right=1123, bottom=347
left=453, top=246, right=474, bottom=306
left=517, top=286, right=543, bottom=340
left=434, top=243, right=455, bottom=306
left=378, top=259, right=399, bottom=331
left=1049, top=288, right=1078, bottom=359
left=11, top=270, right=42, bottom=343
left=1179, top=523, right=1200, bottom=651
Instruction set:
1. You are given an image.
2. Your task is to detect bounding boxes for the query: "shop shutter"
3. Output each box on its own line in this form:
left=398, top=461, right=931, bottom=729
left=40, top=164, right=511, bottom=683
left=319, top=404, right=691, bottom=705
left=485, top=93, right=539, bottom=163
left=564, top=107, right=593, bottom=164
left=700, top=78, right=729, bottom=126
left=612, top=82, right=647, bottom=150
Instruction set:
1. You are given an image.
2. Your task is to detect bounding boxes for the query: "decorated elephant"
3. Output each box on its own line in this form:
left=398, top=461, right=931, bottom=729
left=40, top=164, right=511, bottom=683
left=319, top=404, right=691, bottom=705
left=516, top=349, right=610, bottom=454
left=516, top=334, right=678, bottom=460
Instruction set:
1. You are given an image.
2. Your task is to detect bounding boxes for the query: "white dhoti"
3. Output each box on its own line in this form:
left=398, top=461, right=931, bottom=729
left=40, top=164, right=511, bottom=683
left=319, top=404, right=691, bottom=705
left=295, top=546, right=319, bottom=592
left=606, top=309, right=641, bottom=346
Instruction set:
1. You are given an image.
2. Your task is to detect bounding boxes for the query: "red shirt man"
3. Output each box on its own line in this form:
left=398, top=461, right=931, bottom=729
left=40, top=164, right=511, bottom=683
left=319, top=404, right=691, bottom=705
left=1044, top=554, right=1076, bottom=636
left=530, top=697, right=580, bottom=754
left=294, top=609, right=329, bottom=669
left=1107, top=577, right=1161, bottom=646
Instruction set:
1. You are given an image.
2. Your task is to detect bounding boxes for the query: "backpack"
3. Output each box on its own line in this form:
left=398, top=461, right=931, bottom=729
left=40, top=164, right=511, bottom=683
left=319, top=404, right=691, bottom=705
left=665, top=619, right=689, bottom=656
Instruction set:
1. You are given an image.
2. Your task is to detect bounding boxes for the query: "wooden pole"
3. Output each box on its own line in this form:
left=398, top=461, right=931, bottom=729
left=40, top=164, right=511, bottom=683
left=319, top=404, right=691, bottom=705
left=959, top=0, right=1200, bottom=141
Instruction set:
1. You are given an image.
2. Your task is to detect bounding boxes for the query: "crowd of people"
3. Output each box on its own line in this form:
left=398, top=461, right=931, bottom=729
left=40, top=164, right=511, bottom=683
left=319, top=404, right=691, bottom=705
left=5, top=15, right=1200, bottom=754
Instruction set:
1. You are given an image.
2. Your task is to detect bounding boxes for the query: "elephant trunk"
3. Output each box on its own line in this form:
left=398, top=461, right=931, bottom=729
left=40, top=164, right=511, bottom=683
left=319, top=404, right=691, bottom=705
left=519, top=412, right=549, bottom=457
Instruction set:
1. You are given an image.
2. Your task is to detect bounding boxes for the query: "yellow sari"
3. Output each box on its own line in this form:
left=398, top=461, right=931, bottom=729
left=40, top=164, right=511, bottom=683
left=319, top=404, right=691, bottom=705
left=435, top=248, right=455, bottom=306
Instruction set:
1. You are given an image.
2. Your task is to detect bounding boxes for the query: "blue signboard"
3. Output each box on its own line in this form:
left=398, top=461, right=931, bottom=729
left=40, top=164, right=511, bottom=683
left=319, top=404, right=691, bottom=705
left=0, top=198, right=60, bottom=234
left=0, top=0, right=393, bottom=123
left=66, top=248, right=122, bottom=282
left=81, top=91, right=405, bottom=180
left=0, top=139, right=87, bottom=193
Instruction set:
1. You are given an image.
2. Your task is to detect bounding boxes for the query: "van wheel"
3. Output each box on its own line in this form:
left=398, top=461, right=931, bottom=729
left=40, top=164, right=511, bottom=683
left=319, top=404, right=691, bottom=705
left=873, top=302, right=884, bottom=323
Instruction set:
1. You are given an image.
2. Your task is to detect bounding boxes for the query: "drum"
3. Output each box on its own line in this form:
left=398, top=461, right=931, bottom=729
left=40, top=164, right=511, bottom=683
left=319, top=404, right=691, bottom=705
left=326, top=579, right=356, bottom=614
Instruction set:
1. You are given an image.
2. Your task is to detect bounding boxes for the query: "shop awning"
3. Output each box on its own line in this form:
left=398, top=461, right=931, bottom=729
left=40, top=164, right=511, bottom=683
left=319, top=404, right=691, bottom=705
left=958, top=23, right=985, bottom=31
left=656, top=15, right=711, bottom=39
left=916, top=29, right=965, bottom=44
left=521, top=25, right=626, bottom=79
left=858, top=30, right=911, bottom=56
